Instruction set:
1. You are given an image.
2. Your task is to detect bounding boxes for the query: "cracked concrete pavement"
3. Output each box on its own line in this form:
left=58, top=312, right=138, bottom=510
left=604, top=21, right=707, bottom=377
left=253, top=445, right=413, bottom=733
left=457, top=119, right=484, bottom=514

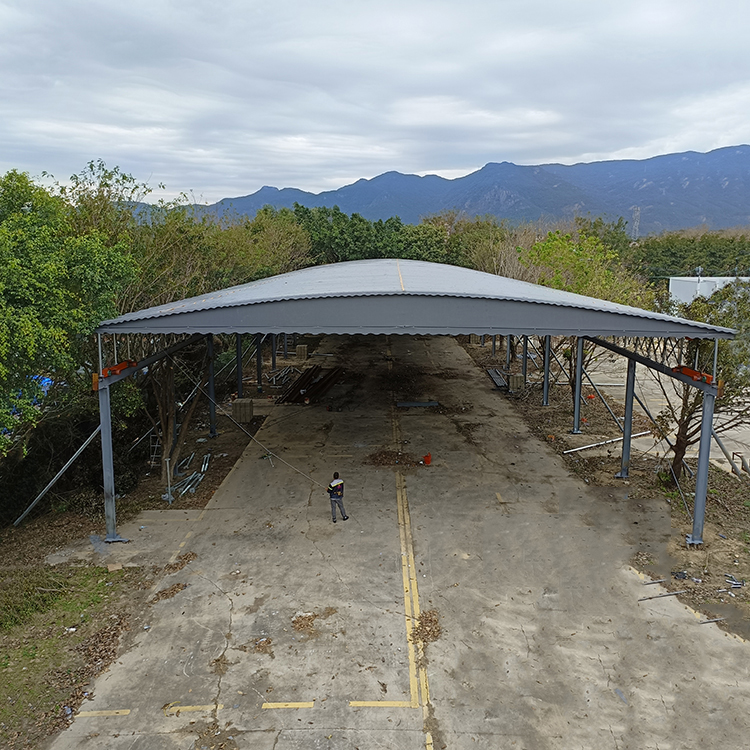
left=46, top=335, right=750, bottom=749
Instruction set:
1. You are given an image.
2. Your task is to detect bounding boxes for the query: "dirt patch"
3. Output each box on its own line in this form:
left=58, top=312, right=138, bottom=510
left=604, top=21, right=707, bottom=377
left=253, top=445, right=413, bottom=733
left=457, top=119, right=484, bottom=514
left=411, top=609, right=442, bottom=644
left=364, top=449, right=421, bottom=468
left=252, top=637, right=274, bottom=656
left=151, top=582, right=188, bottom=603
left=210, top=653, right=231, bottom=675
left=190, top=720, right=239, bottom=750
left=163, top=551, right=197, bottom=575
left=291, top=612, right=318, bottom=634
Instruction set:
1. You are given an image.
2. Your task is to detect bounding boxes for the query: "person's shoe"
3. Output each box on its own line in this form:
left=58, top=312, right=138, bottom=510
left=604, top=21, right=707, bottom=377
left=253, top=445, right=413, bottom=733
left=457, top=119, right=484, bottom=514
left=342, top=516, right=349, bottom=521
left=332, top=518, right=337, bottom=523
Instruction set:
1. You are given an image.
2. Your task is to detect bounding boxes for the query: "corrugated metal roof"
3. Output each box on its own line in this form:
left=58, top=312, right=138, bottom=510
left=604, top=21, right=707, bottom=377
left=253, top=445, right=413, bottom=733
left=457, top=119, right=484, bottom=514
left=98, top=259, right=735, bottom=339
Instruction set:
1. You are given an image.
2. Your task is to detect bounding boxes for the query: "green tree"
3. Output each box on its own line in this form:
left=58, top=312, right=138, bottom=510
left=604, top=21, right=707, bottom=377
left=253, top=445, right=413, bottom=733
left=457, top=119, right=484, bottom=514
left=0, top=170, right=134, bottom=456
left=652, top=281, right=750, bottom=481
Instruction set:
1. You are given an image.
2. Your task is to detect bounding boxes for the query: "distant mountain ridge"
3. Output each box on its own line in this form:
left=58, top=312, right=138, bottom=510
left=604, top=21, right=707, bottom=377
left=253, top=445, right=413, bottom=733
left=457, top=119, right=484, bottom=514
left=202, top=146, right=750, bottom=235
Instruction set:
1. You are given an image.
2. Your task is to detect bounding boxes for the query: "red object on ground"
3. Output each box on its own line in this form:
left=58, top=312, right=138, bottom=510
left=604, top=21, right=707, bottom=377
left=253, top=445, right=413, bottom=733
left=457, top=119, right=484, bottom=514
left=423, top=453, right=432, bottom=465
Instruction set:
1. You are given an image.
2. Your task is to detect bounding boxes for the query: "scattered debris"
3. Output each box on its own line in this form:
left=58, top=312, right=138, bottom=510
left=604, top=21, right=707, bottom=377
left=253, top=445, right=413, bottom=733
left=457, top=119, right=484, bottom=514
left=410, top=609, right=442, bottom=644
left=365, top=449, right=420, bottom=468
left=638, top=590, right=687, bottom=602
left=253, top=637, right=273, bottom=655
left=163, top=551, right=197, bottom=574
left=152, top=582, right=188, bottom=603
left=291, top=612, right=318, bottom=634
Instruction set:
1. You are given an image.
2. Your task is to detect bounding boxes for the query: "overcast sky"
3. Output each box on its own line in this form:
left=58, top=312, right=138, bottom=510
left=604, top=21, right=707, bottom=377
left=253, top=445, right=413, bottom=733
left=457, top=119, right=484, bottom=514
left=2, top=0, right=749, bottom=202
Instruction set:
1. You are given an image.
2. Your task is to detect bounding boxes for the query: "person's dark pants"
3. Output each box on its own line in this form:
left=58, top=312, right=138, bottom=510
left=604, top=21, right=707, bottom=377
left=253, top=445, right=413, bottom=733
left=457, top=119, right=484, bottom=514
left=331, top=496, right=347, bottom=520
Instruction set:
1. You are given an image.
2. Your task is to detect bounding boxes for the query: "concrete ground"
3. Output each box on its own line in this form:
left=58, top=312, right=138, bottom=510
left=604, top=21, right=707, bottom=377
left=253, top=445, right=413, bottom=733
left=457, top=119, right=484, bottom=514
left=47, top=335, right=750, bottom=750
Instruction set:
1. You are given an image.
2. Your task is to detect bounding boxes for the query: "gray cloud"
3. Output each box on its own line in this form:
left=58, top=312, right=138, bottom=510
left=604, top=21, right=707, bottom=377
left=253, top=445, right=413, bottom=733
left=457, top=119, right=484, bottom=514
left=1, top=0, right=749, bottom=201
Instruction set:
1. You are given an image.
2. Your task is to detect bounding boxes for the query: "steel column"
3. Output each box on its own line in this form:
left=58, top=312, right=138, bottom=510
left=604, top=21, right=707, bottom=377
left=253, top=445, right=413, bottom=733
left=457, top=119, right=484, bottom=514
left=256, top=333, right=263, bottom=393
left=207, top=335, right=217, bottom=438
left=506, top=335, right=511, bottom=368
left=272, top=333, right=277, bottom=370
left=492, top=335, right=496, bottom=357
left=572, top=337, right=584, bottom=433
left=687, top=389, right=716, bottom=546
left=283, top=333, right=288, bottom=359
left=522, top=336, right=528, bottom=383
left=616, top=358, right=636, bottom=478
left=98, top=384, right=126, bottom=542
left=236, top=333, right=243, bottom=399
left=543, top=335, right=551, bottom=406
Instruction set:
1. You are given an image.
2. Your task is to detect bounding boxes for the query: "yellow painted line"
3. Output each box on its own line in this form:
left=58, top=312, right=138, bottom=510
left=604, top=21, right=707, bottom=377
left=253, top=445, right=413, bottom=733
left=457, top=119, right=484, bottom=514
left=262, top=701, right=315, bottom=709
left=168, top=508, right=208, bottom=564
left=396, top=472, right=420, bottom=708
left=349, top=700, right=414, bottom=707
left=76, top=709, right=130, bottom=717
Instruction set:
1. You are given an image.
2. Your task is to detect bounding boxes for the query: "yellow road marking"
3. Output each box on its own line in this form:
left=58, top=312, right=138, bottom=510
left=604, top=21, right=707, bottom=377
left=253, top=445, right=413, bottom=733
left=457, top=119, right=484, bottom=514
left=262, top=701, right=315, bottom=709
left=76, top=709, right=130, bottom=717
left=349, top=700, right=414, bottom=707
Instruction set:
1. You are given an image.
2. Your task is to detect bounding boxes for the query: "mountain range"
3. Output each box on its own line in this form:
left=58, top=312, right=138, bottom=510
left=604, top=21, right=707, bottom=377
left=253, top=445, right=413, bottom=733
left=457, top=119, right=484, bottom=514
left=203, top=145, right=750, bottom=236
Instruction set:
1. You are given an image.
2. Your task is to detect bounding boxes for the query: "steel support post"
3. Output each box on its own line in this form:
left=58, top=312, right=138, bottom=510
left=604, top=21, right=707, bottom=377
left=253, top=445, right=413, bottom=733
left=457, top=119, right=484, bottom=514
left=207, top=334, right=217, bottom=438
left=543, top=335, right=551, bottom=406
left=687, top=389, right=716, bottom=546
left=98, top=384, right=127, bottom=542
left=256, top=333, right=263, bottom=393
left=506, top=335, right=511, bottom=368
left=271, top=333, right=277, bottom=371
left=572, top=337, right=584, bottom=433
left=492, top=335, right=496, bottom=357
left=236, top=333, right=243, bottom=399
left=283, top=333, right=288, bottom=359
left=522, top=336, right=528, bottom=383
left=616, top=358, right=636, bottom=479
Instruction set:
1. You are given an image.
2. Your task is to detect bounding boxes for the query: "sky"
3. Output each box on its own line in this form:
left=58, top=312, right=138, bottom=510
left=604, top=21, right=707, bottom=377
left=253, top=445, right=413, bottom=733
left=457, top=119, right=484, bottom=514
left=1, top=0, right=749, bottom=203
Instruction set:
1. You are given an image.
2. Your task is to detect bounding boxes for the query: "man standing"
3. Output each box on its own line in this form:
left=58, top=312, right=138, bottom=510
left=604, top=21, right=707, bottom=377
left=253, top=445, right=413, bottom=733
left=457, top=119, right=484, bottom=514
left=327, top=472, right=348, bottom=523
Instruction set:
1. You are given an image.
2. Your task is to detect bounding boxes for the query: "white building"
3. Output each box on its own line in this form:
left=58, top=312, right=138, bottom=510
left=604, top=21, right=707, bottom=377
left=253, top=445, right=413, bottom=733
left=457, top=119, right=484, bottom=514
left=669, top=276, right=750, bottom=304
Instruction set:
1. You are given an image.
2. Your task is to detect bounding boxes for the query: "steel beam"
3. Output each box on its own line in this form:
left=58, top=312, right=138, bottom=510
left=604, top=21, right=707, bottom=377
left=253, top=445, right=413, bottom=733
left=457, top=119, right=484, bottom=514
left=542, top=335, right=551, bottom=406
left=571, top=337, right=584, bottom=433
left=98, top=384, right=127, bottom=542
left=236, top=333, right=243, bottom=399
left=616, top=358, right=636, bottom=479
left=687, top=390, right=716, bottom=546
left=207, top=334, right=217, bottom=438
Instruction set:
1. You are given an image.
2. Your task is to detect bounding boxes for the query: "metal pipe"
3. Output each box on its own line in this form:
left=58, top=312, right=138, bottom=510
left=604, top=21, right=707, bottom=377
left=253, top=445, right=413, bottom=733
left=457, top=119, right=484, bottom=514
left=506, top=335, right=511, bottom=368
left=572, top=337, right=584, bottom=434
left=14, top=426, right=102, bottom=526
left=272, top=333, right=277, bottom=370
left=616, top=358, right=637, bottom=478
left=581, top=366, right=623, bottom=432
left=283, top=333, right=288, bottom=359
left=256, top=333, right=263, bottom=393
left=207, top=334, right=217, bottom=438
left=687, top=389, right=716, bottom=545
left=522, top=336, right=528, bottom=383
left=563, top=431, right=650, bottom=454
left=492, top=335, right=496, bottom=357
left=712, top=429, right=743, bottom=478
left=543, top=335, right=551, bottom=406
left=97, top=333, right=103, bottom=374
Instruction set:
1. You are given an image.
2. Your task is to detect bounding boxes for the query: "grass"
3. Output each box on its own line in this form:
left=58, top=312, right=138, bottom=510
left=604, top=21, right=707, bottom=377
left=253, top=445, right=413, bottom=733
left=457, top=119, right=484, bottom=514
left=0, top=564, right=143, bottom=749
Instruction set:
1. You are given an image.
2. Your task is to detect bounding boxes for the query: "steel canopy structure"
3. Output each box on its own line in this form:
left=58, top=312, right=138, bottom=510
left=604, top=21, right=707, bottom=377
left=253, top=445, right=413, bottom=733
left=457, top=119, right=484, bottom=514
left=97, top=259, right=735, bottom=339
left=94, top=259, right=736, bottom=547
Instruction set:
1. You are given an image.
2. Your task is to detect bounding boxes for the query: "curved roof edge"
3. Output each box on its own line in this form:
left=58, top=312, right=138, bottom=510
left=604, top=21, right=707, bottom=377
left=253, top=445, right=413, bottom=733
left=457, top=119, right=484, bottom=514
left=99, top=259, right=735, bottom=340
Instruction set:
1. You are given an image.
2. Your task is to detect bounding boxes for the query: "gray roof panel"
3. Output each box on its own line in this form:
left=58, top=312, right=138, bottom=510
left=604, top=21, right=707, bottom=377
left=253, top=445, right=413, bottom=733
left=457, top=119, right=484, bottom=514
left=99, top=259, right=735, bottom=339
